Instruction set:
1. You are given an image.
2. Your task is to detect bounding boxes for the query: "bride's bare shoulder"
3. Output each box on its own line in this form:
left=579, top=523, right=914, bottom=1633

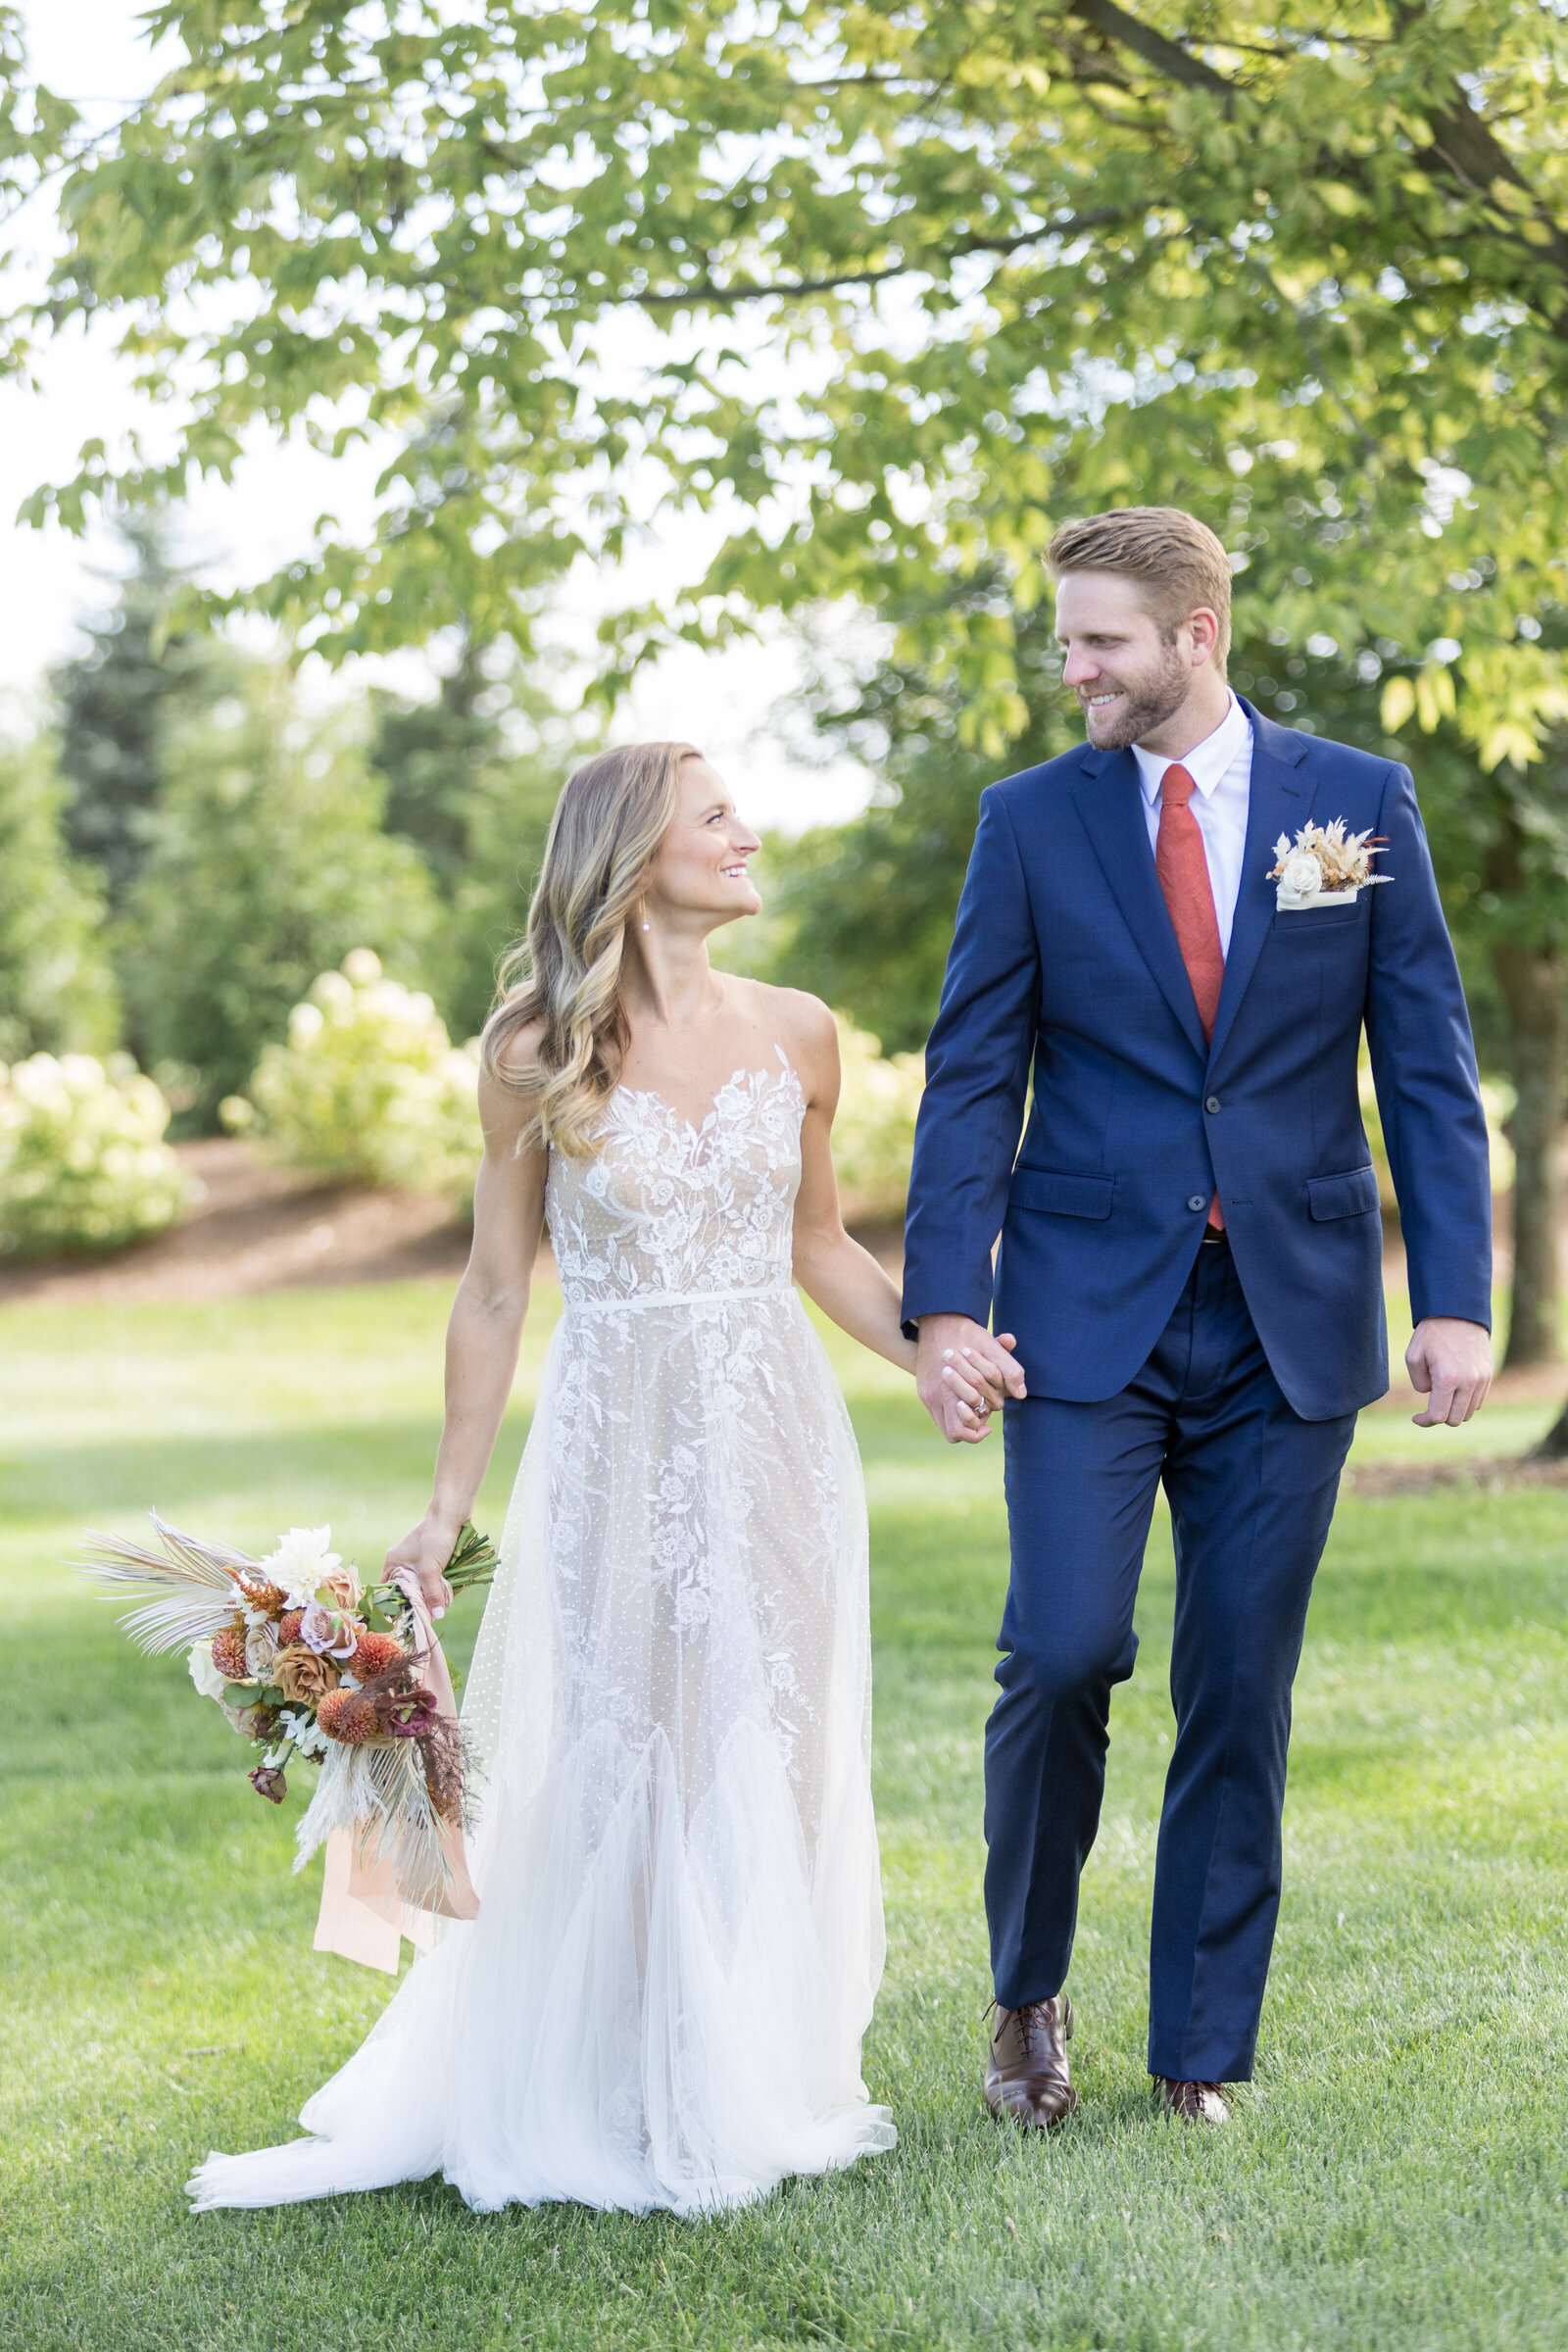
left=737, top=980, right=839, bottom=1088
left=480, top=1017, right=548, bottom=1144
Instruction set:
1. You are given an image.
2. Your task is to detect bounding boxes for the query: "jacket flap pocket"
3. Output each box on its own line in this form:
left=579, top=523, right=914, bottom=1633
left=1010, top=1168, right=1114, bottom=1220
left=1307, top=1165, right=1381, bottom=1221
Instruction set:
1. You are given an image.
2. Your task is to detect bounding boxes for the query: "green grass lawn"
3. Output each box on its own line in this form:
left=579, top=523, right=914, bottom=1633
left=4, top=1280, right=1568, bottom=2351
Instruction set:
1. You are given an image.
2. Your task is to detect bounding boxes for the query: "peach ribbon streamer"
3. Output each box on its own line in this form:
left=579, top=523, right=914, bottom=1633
left=313, top=1571, right=480, bottom=1973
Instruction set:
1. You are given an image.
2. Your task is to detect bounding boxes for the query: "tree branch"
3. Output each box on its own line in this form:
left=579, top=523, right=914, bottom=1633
left=1066, top=0, right=1235, bottom=100
left=626, top=208, right=1131, bottom=309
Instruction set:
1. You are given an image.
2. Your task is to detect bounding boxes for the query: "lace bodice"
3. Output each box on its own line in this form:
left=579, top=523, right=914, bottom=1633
left=546, top=1049, right=805, bottom=1307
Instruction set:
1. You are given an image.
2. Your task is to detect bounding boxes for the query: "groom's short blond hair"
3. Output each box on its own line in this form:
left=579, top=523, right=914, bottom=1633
left=1046, top=507, right=1234, bottom=666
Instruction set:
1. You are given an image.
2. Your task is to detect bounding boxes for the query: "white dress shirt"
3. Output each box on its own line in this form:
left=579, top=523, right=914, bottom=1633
left=1131, top=693, right=1254, bottom=956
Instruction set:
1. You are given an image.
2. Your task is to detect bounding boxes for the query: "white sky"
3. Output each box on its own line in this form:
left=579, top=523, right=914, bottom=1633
left=0, top=1, right=875, bottom=832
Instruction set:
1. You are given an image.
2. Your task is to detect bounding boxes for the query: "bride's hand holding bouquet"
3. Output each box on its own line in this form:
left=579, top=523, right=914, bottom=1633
left=382, top=1503, right=466, bottom=1621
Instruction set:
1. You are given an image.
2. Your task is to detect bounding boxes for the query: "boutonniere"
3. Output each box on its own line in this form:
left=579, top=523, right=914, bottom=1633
left=1267, top=819, right=1392, bottom=911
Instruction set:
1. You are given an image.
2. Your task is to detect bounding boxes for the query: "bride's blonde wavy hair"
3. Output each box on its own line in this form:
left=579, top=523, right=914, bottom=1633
left=480, top=741, right=701, bottom=1157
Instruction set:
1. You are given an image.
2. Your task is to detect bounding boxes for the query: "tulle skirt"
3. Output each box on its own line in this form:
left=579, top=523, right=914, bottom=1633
left=188, top=1294, right=894, bottom=2216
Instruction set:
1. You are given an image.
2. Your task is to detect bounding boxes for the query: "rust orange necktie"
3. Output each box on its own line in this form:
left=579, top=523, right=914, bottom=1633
left=1155, top=762, right=1226, bottom=1232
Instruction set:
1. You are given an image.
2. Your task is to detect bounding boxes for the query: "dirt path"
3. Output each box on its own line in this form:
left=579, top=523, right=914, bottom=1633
left=0, top=1138, right=491, bottom=1306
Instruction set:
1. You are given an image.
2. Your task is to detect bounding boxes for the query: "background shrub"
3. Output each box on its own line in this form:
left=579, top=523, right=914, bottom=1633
left=234, top=952, right=482, bottom=1211
left=0, top=1053, right=194, bottom=1258
left=831, top=1017, right=924, bottom=1226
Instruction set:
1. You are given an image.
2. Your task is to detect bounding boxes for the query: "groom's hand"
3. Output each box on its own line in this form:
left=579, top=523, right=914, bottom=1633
left=915, top=1314, right=1027, bottom=1444
left=1406, top=1317, right=1493, bottom=1427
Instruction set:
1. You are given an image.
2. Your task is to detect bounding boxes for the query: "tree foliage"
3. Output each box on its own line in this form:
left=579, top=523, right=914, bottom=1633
left=120, top=662, right=437, bottom=1121
left=0, top=735, right=119, bottom=1064
left=9, top=0, right=1568, bottom=765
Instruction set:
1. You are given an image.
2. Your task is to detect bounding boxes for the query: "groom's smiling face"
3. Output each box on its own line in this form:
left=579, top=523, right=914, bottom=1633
left=1054, top=570, right=1216, bottom=752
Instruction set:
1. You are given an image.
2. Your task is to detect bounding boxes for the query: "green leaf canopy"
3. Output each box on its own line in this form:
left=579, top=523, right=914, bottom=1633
left=7, top=0, right=1568, bottom=760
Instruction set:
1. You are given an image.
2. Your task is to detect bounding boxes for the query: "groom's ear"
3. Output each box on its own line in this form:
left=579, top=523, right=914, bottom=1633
left=1185, top=608, right=1224, bottom=669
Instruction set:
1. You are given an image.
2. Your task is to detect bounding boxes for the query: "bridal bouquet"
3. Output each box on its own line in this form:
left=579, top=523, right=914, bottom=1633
left=79, top=1515, right=497, bottom=1935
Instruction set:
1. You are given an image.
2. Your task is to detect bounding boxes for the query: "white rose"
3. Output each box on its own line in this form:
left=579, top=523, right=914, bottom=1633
left=188, top=1642, right=229, bottom=1702
left=245, top=1624, right=278, bottom=1678
left=1280, top=850, right=1322, bottom=901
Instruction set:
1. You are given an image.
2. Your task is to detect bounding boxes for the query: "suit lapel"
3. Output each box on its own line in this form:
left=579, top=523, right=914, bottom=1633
left=1072, top=749, right=1209, bottom=1061
left=1206, top=702, right=1312, bottom=1067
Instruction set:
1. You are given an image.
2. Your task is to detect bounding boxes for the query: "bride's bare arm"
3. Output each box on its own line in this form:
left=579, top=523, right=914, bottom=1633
left=784, top=995, right=919, bottom=1377
left=384, top=1065, right=548, bottom=1611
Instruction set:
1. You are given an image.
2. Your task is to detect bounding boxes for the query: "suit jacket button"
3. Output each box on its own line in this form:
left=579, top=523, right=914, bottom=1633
left=1205, top=1096, right=1221, bottom=1114
left=1187, top=1194, right=1206, bottom=1212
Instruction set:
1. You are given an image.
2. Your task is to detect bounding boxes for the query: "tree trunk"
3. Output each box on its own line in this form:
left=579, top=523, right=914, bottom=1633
left=1492, top=936, right=1566, bottom=1371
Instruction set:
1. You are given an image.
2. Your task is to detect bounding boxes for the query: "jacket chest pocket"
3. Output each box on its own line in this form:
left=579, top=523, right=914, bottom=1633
left=1268, top=900, right=1367, bottom=939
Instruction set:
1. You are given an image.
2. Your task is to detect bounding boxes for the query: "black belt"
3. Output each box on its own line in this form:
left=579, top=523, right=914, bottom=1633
left=1200, top=1228, right=1229, bottom=1247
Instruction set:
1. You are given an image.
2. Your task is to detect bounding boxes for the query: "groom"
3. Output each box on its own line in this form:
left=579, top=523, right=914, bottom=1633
left=902, top=507, right=1494, bottom=2126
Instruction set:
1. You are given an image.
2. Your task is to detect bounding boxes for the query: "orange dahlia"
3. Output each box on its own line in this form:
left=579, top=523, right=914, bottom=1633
left=211, top=1620, right=250, bottom=1682
left=348, top=1631, right=405, bottom=1683
left=317, top=1689, right=382, bottom=1744
left=277, top=1608, right=305, bottom=1647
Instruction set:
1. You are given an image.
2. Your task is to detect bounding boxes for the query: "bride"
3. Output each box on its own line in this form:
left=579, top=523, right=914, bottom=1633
left=189, top=742, right=1004, bottom=2218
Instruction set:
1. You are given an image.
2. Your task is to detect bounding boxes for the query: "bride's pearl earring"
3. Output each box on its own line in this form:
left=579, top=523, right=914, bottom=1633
left=638, top=905, right=652, bottom=932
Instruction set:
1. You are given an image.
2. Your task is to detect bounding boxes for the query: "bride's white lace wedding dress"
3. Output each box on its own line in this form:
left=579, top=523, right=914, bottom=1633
left=188, top=1050, right=894, bottom=2216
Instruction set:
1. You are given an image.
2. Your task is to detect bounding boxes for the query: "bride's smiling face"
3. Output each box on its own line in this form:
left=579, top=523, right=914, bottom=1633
left=641, top=756, right=762, bottom=928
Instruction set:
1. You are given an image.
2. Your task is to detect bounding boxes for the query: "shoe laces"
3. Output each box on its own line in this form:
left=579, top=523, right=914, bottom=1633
left=1165, top=2077, right=1226, bottom=2114
left=1017, top=2000, right=1054, bottom=2054
left=985, top=1995, right=1054, bottom=2054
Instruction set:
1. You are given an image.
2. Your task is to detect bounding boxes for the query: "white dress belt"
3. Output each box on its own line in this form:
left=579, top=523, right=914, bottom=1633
left=563, top=1281, right=795, bottom=1316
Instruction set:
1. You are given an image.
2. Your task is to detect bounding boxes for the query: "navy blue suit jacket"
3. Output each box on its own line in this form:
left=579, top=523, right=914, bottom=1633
left=901, top=703, right=1493, bottom=1421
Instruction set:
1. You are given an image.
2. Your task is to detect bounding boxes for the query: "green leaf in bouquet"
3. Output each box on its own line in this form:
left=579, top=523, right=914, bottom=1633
left=444, top=1522, right=499, bottom=1596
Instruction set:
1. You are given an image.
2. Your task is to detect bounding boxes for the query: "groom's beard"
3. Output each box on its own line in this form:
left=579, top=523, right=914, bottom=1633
left=1076, top=645, right=1191, bottom=750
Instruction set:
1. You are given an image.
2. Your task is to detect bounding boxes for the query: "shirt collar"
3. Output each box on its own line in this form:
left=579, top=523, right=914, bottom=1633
left=1132, top=693, right=1250, bottom=806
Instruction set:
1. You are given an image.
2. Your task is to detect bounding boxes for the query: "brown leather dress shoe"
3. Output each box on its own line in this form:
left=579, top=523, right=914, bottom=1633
left=984, top=1994, right=1078, bottom=2130
left=1154, top=2077, right=1231, bottom=2124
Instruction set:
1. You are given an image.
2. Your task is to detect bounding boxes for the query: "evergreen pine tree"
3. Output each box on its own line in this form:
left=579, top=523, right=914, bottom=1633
left=53, top=517, right=217, bottom=908
left=370, top=640, right=570, bottom=1040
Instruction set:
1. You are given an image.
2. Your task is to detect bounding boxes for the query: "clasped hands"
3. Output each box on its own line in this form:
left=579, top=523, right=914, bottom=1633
left=914, top=1314, right=1027, bottom=1443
